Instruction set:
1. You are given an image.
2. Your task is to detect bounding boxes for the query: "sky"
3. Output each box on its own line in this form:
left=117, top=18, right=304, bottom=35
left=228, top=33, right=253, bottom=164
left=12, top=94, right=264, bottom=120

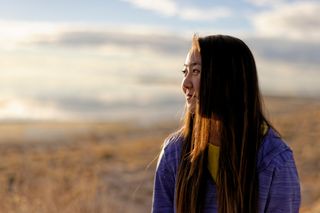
left=0, top=0, right=319, bottom=122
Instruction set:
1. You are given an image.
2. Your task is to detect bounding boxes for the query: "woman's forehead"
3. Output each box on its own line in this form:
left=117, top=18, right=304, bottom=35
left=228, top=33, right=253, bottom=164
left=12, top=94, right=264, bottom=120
left=185, top=50, right=201, bottom=65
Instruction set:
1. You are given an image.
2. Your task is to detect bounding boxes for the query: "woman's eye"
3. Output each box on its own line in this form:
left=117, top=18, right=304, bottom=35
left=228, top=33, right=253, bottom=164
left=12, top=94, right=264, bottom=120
left=181, top=70, right=187, bottom=75
left=193, top=69, right=200, bottom=75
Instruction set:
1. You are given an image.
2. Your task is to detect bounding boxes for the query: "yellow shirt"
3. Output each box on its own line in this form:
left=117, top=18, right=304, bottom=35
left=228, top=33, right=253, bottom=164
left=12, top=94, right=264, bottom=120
left=207, top=123, right=269, bottom=183
left=207, top=143, right=220, bottom=182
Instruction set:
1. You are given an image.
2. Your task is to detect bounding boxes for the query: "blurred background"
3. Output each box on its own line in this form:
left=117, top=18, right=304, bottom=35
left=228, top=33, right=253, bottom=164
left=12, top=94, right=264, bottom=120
left=0, top=0, right=319, bottom=212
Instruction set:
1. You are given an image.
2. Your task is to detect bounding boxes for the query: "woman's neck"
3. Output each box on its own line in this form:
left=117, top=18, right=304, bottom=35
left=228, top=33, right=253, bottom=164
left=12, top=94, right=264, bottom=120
left=209, top=135, right=220, bottom=146
left=209, top=121, right=221, bottom=146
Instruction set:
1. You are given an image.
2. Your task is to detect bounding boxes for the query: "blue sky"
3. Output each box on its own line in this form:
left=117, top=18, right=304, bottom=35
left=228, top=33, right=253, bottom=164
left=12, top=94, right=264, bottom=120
left=0, top=0, right=255, bottom=21
left=0, top=0, right=287, bottom=31
left=0, top=0, right=319, bottom=121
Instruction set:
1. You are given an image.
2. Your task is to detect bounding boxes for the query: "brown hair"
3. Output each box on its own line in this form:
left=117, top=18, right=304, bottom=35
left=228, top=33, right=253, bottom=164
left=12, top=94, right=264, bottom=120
left=175, top=35, right=274, bottom=213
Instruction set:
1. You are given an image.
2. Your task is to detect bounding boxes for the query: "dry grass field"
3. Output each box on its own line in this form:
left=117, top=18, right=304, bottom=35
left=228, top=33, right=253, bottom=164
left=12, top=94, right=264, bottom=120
left=0, top=96, right=319, bottom=212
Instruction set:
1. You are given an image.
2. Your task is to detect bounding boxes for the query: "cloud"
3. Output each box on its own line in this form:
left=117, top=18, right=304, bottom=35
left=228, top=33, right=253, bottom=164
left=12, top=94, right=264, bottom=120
left=121, top=0, right=232, bottom=21
left=0, top=19, right=319, bottom=123
left=0, top=20, right=191, bottom=56
left=1, top=19, right=319, bottom=70
left=245, top=37, right=320, bottom=66
left=1, top=20, right=319, bottom=77
left=135, top=74, right=180, bottom=86
left=177, top=7, right=232, bottom=21
left=9, top=18, right=319, bottom=68
left=256, top=58, right=320, bottom=97
left=122, top=0, right=176, bottom=16
left=0, top=93, right=184, bottom=121
left=0, top=97, right=72, bottom=121
left=252, top=1, right=320, bottom=41
left=245, top=0, right=293, bottom=7
left=38, top=30, right=189, bottom=55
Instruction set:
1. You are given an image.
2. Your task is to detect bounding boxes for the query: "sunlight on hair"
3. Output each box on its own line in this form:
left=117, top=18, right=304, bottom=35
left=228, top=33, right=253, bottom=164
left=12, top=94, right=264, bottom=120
left=191, top=33, right=200, bottom=53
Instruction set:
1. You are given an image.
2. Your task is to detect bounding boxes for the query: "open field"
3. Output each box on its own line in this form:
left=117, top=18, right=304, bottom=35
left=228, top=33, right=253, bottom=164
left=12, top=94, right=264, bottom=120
left=0, top=96, right=319, bottom=212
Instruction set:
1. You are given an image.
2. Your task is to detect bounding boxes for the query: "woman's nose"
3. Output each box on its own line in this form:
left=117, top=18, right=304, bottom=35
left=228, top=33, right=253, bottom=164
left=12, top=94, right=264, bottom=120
left=182, top=74, right=192, bottom=91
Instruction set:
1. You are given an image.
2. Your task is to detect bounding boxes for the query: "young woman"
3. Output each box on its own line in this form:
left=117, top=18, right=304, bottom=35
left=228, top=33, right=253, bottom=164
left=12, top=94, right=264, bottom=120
left=152, top=35, right=301, bottom=213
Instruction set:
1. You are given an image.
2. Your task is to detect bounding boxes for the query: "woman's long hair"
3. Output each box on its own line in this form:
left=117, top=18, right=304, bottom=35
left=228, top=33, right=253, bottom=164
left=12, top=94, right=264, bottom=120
left=175, top=35, right=274, bottom=213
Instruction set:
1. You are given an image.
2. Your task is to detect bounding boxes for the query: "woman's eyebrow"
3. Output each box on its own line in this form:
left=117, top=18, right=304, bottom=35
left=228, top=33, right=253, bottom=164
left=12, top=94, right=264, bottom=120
left=184, top=62, right=201, bottom=67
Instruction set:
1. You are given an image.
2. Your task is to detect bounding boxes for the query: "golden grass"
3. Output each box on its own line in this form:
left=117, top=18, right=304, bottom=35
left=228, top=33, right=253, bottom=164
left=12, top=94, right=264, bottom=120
left=0, top=96, right=318, bottom=212
left=0, top=120, right=174, bottom=213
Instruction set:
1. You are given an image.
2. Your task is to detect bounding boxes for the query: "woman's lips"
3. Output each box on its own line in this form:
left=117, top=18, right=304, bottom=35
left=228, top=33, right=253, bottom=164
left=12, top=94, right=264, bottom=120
left=186, top=94, right=194, bottom=101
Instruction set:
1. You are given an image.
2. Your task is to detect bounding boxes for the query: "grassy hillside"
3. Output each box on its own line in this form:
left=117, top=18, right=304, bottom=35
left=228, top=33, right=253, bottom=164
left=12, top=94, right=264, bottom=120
left=0, top=96, right=319, bottom=212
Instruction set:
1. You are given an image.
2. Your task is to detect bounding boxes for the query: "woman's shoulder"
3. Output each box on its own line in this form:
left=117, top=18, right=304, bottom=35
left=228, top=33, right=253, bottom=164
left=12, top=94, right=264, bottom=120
left=257, top=127, right=294, bottom=172
left=162, top=130, right=184, bottom=155
left=156, top=130, right=184, bottom=173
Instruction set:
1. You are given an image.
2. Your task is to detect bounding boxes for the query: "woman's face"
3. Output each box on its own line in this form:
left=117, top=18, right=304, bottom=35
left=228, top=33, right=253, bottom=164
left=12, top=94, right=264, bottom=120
left=181, top=50, right=201, bottom=113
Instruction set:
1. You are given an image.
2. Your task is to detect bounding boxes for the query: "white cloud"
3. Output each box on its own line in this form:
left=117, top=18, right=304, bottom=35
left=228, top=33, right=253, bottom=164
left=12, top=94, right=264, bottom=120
left=177, top=7, right=232, bottom=21
left=246, top=0, right=292, bottom=7
left=0, top=20, right=186, bottom=121
left=0, top=20, right=191, bottom=54
left=0, top=19, right=319, bottom=122
left=0, top=97, right=72, bottom=120
left=121, top=0, right=232, bottom=21
left=257, top=57, right=320, bottom=97
left=0, top=20, right=61, bottom=49
left=122, top=0, right=176, bottom=16
left=252, top=1, right=320, bottom=41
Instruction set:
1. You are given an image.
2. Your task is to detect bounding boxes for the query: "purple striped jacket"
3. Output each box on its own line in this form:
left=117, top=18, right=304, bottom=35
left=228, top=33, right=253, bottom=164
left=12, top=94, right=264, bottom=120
left=152, top=128, right=301, bottom=213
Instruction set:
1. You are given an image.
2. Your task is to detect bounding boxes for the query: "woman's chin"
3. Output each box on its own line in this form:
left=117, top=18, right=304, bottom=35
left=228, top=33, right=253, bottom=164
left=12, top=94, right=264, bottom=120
left=187, top=104, right=196, bottom=114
